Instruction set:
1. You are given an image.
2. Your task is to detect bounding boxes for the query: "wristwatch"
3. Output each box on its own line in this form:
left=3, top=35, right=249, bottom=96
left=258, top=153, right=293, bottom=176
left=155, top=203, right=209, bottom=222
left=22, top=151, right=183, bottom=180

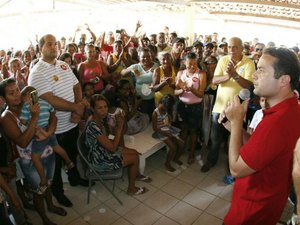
left=233, top=74, right=240, bottom=81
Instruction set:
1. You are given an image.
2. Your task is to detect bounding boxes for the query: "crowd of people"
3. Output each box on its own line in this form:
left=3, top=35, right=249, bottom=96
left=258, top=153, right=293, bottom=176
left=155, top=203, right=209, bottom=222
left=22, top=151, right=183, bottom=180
left=0, top=22, right=300, bottom=225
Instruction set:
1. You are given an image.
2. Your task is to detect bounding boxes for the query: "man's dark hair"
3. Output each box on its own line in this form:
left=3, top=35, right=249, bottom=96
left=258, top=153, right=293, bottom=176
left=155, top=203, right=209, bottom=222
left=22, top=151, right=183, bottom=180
left=59, top=52, right=72, bottom=61
left=39, top=35, right=46, bottom=48
left=186, top=52, right=197, bottom=60
left=170, top=32, right=177, bottom=38
left=263, top=47, right=300, bottom=90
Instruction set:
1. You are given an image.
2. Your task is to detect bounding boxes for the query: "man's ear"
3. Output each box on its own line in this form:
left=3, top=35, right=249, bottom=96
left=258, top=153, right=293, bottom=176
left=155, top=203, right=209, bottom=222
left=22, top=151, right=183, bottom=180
left=279, top=74, right=291, bottom=87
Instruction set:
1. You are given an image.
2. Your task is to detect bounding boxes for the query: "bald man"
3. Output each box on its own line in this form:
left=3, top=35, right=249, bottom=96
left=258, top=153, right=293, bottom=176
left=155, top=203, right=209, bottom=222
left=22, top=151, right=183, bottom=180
left=201, top=37, right=255, bottom=172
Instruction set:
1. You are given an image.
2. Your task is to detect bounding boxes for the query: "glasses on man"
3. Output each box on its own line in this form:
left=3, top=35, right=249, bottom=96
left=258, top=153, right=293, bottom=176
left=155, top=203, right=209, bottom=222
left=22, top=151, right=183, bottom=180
left=255, top=48, right=263, bottom=52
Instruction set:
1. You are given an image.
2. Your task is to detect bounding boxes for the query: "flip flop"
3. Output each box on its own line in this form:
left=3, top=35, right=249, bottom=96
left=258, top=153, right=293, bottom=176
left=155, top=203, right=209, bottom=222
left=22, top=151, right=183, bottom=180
left=137, top=175, right=152, bottom=183
left=128, top=187, right=148, bottom=196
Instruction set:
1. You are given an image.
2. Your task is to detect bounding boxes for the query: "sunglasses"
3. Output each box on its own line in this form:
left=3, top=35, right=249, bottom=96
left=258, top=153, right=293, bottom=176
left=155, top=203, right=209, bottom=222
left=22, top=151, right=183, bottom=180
left=255, top=48, right=263, bottom=52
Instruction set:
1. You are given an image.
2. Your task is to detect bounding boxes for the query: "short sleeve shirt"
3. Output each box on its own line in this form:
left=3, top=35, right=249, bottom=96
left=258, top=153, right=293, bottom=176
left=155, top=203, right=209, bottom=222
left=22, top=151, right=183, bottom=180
left=224, top=97, right=300, bottom=225
left=28, top=59, right=79, bottom=134
left=127, top=63, right=159, bottom=100
left=213, top=55, right=255, bottom=113
left=20, top=99, right=54, bottom=128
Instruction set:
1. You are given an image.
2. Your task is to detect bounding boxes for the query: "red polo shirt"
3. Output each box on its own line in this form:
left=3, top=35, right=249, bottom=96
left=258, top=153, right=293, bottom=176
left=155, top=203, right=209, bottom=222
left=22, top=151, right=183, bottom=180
left=224, top=96, right=300, bottom=225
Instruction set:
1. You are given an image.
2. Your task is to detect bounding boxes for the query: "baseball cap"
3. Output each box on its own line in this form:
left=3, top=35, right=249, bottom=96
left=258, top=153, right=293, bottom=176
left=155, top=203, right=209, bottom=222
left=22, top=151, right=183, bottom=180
left=204, top=42, right=214, bottom=48
left=172, top=37, right=185, bottom=45
left=219, top=42, right=228, bottom=48
left=192, top=40, right=203, bottom=47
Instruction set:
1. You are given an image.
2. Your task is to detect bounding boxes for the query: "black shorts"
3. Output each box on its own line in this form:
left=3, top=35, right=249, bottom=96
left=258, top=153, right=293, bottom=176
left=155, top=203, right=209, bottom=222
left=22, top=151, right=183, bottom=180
left=177, top=101, right=203, bottom=130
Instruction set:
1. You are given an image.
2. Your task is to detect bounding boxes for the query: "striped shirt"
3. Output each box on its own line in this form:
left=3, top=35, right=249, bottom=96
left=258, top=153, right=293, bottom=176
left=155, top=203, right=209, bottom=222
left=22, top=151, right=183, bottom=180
left=28, top=59, right=79, bottom=134
left=20, top=99, right=54, bottom=128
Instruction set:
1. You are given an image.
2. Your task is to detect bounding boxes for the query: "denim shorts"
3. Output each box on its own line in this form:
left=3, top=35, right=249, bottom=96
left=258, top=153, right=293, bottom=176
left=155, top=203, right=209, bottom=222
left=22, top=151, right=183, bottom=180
left=18, top=153, right=55, bottom=193
left=32, top=134, right=58, bottom=154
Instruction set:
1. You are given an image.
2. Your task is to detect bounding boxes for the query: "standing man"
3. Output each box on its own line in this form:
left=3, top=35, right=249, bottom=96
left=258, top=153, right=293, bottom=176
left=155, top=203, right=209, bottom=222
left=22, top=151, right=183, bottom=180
left=223, top=48, right=300, bottom=224
left=156, top=32, right=172, bottom=54
left=201, top=37, right=255, bottom=172
left=28, top=34, right=87, bottom=208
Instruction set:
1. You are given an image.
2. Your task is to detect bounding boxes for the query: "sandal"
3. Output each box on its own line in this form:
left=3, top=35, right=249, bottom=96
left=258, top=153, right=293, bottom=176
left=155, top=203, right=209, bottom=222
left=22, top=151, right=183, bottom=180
left=137, top=175, right=152, bottom=183
left=48, top=206, right=67, bottom=216
left=128, top=187, right=148, bottom=196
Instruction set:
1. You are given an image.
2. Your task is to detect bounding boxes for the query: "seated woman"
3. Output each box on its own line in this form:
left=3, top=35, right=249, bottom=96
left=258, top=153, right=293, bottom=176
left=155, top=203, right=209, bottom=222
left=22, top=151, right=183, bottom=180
left=116, top=79, right=149, bottom=135
left=84, top=94, right=150, bottom=195
left=0, top=78, right=66, bottom=225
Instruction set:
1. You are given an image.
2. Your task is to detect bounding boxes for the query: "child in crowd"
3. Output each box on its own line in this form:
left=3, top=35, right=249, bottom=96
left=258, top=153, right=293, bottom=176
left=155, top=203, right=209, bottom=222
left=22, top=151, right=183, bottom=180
left=103, top=89, right=126, bottom=136
left=152, top=94, right=184, bottom=173
left=116, top=79, right=149, bottom=135
left=248, top=97, right=269, bottom=134
left=20, top=86, right=74, bottom=194
left=81, top=82, right=95, bottom=121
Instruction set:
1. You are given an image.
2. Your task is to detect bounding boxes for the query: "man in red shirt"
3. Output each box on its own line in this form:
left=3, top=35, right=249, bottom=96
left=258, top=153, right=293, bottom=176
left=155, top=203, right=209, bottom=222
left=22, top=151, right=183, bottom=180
left=222, top=48, right=300, bottom=225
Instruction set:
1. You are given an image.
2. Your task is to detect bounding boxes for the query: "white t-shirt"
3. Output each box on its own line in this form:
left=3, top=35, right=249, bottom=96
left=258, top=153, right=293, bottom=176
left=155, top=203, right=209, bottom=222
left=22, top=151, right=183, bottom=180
left=249, top=109, right=264, bottom=131
left=28, top=59, right=79, bottom=134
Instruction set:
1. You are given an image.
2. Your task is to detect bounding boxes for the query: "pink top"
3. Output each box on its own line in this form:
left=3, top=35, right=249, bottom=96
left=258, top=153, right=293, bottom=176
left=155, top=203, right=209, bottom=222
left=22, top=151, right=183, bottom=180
left=179, top=69, right=203, bottom=104
left=82, top=62, right=104, bottom=92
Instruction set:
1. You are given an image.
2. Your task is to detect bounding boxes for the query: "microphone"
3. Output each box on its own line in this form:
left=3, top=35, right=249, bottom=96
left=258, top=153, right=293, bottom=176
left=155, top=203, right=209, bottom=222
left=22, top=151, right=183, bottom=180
left=219, top=88, right=251, bottom=124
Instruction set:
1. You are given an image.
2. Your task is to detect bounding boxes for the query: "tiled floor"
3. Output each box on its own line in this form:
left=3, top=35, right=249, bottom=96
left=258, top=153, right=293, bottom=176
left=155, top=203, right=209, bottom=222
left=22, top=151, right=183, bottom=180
left=25, top=148, right=293, bottom=225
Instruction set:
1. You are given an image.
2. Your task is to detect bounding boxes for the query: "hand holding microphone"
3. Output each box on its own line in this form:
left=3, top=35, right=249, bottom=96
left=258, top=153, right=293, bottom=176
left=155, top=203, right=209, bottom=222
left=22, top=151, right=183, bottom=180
left=218, top=88, right=250, bottom=124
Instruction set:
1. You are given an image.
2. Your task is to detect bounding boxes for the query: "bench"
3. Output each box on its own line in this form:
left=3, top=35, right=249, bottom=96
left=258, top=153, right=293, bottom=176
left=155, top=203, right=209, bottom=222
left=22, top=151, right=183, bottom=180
left=123, top=125, right=166, bottom=174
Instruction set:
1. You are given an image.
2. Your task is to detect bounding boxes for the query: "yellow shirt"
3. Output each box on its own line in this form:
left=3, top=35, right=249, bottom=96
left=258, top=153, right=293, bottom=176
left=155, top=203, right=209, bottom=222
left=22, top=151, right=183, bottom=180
left=213, top=55, right=255, bottom=113
left=154, top=66, right=176, bottom=105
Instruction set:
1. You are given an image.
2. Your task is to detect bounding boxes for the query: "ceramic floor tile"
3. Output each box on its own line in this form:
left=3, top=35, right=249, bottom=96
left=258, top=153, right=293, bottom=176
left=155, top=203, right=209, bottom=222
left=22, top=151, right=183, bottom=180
left=71, top=190, right=101, bottom=215
left=192, top=212, right=223, bottom=225
left=89, top=181, right=123, bottom=203
left=153, top=216, right=180, bottom=225
left=208, top=166, right=228, bottom=180
left=50, top=207, right=81, bottom=225
left=25, top=206, right=80, bottom=225
left=62, top=183, right=86, bottom=199
left=217, top=184, right=233, bottom=201
left=105, top=191, right=140, bottom=216
left=82, top=203, right=120, bottom=225
left=166, top=201, right=202, bottom=225
left=124, top=203, right=162, bottom=225
left=131, top=182, right=158, bottom=202
left=144, top=189, right=179, bottom=214
left=183, top=187, right=216, bottom=211
left=110, top=217, right=134, bottom=225
left=197, top=176, right=227, bottom=196
left=66, top=217, right=90, bottom=225
left=147, top=169, right=174, bottom=188
left=161, top=178, right=194, bottom=199
left=177, top=168, right=206, bottom=186
left=205, top=197, right=231, bottom=219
